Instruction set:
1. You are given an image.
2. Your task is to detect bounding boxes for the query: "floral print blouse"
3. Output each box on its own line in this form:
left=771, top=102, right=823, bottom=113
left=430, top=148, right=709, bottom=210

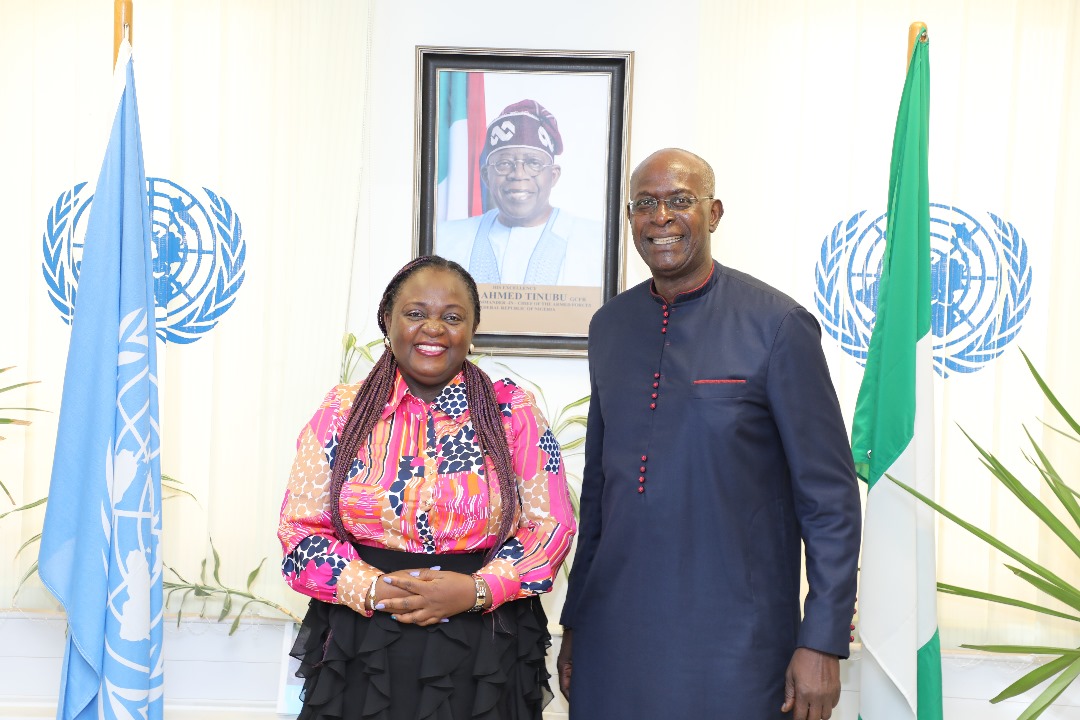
left=279, top=369, right=576, bottom=615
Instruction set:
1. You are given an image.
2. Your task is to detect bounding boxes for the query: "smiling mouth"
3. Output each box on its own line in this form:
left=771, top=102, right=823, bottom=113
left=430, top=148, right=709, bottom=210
left=503, top=190, right=535, bottom=201
left=415, top=344, right=447, bottom=356
left=649, top=235, right=683, bottom=246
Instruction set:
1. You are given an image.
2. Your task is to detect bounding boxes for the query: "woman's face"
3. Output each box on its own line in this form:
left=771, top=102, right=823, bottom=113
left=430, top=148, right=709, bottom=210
left=383, top=267, right=476, bottom=402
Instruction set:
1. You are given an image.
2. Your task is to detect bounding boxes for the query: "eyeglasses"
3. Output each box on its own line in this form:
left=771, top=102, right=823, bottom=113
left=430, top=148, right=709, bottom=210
left=486, top=157, right=554, bottom=177
left=628, top=196, right=714, bottom=215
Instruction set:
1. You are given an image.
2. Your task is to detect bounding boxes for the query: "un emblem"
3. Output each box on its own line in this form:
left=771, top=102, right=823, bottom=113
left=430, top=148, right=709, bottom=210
left=42, top=179, right=246, bottom=344
left=815, top=204, right=1032, bottom=376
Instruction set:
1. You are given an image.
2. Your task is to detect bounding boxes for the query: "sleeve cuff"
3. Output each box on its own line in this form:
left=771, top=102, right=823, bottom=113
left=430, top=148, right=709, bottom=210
left=476, top=559, right=519, bottom=612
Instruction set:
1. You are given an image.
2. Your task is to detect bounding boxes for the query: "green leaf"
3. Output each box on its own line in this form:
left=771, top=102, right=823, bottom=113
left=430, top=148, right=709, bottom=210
left=14, top=533, right=41, bottom=559
left=890, top=476, right=1075, bottom=592
left=1005, top=565, right=1080, bottom=614
left=0, top=380, right=41, bottom=395
left=964, top=644, right=1080, bottom=656
left=193, top=587, right=211, bottom=597
left=218, top=592, right=232, bottom=622
left=984, top=652, right=1074, bottom=702
left=231, top=600, right=257, bottom=635
left=1039, top=419, right=1080, bottom=445
left=210, top=539, right=223, bottom=586
left=246, top=558, right=266, bottom=592
left=177, top=588, right=193, bottom=627
left=166, top=564, right=191, bottom=585
left=560, top=395, right=591, bottom=413
left=199, top=558, right=208, bottom=584
left=1016, top=653, right=1080, bottom=720
left=1024, top=440, right=1080, bottom=534
left=939, top=582, right=1080, bottom=622
left=13, top=561, right=39, bottom=600
left=561, top=437, right=585, bottom=452
left=0, top=496, right=48, bottom=520
left=1021, top=349, right=1080, bottom=436
left=961, top=428, right=1080, bottom=559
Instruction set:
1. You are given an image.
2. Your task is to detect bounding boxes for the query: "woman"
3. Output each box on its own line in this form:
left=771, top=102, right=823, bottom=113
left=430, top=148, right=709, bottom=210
left=279, top=256, right=576, bottom=720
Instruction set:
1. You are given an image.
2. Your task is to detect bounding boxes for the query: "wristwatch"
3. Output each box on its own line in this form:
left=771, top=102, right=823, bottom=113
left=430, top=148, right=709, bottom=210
left=468, top=573, right=488, bottom=613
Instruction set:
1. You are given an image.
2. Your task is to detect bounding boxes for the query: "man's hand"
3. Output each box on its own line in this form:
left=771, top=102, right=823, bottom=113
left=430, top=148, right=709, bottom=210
left=556, top=628, right=573, bottom=700
left=781, top=647, right=840, bottom=720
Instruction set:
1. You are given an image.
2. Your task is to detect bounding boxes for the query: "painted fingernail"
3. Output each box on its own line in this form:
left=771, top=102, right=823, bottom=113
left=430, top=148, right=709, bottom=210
left=375, top=603, right=385, bottom=610
left=391, top=615, right=398, bottom=621
left=382, top=576, right=393, bottom=584
left=409, top=571, right=421, bottom=577
left=440, top=618, right=449, bottom=623
left=431, top=565, right=441, bottom=571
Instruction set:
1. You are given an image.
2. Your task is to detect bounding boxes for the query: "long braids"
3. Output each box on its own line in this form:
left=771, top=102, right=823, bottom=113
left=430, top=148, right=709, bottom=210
left=329, top=256, right=521, bottom=559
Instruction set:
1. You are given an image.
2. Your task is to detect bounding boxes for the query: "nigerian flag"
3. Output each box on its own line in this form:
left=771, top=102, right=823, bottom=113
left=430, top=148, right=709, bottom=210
left=851, top=29, right=943, bottom=720
left=437, top=71, right=486, bottom=221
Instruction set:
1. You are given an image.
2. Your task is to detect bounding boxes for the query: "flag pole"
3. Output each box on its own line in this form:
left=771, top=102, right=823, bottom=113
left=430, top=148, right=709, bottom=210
left=907, top=21, right=927, bottom=69
left=114, top=0, right=133, bottom=67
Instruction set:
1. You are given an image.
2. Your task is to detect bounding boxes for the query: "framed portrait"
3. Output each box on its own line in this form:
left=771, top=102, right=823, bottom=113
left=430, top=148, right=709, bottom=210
left=414, top=46, right=633, bottom=356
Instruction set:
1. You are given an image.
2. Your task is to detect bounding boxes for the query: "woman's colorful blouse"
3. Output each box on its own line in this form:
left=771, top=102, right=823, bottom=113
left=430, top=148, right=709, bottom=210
left=279, top=369, right=577, bottom=615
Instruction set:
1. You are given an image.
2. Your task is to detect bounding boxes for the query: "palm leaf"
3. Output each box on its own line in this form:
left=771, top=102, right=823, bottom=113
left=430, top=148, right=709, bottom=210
left=963, top=645, right=1080, bottom=656
left=981, top=652, right=1074, bottom=703
left=1021, top=435, right=1080, bottom=532
left=938, top=582, right=1080, bottom=623
left=1015, top=654, right=1080, bottom=720
left=13, top=561, right=39, bottom=600
left=0, top=496, right=47, bottom=520
left=1021, top=349, right=1080, bottom=436
left=14, top=533, right=41, bottom=559
left=889, top=476, right=1075, bottom=592
left=962, top=428, right=1080, bottom=558
left=1004, top=565, right=1080, bottom=615
left=1038, top=419, right=1080, bottom=445
left=0, top=380, right=40, bottom=395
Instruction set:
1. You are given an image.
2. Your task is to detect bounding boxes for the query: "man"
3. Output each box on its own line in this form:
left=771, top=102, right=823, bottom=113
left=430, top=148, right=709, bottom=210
left=437, top=99, right=602, bottom=286
left=558, top=148, right=861, bottom=719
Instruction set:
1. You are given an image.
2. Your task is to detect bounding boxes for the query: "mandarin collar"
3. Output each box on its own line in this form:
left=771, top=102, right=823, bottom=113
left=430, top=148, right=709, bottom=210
left=381, top=369, right=470, bottom=420
left=648, top=261, right=719, bottom=305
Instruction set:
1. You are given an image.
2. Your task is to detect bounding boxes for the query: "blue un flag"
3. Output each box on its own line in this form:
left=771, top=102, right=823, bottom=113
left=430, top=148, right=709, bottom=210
left=38, top=40, right=164, bottom=720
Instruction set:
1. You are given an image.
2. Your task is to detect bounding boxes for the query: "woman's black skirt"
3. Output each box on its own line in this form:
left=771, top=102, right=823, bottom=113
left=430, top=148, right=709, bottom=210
left=289, top=545, right=553, bottom=720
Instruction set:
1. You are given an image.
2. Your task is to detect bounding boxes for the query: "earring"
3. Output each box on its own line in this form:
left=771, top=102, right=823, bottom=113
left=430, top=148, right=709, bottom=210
left=469, top=343, right=475, bottom=354
left=384, top=336, right=391, bottom=349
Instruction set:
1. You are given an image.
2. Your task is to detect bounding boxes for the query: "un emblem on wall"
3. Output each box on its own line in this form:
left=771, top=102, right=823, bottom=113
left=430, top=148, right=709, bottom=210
left=42, top=179, right=246, bottom=343
left=815, top=204, right=1032, bottom=376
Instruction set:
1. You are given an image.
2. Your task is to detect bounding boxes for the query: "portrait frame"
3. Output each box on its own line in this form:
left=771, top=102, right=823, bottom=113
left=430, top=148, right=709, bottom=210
left=414, top=46, right=633, bottom=356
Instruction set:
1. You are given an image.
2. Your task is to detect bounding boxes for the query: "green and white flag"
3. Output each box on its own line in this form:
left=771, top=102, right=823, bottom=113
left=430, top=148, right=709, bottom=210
left=851, top=29, right=943, bottom=720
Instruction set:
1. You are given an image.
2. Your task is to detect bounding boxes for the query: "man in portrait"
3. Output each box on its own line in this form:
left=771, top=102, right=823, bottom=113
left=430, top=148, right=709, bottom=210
left=437, top=99, right=603, bottom=287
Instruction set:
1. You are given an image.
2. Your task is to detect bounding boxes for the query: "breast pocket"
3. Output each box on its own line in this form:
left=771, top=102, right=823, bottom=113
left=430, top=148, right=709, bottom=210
left=690, top=378, right=749, bottom=399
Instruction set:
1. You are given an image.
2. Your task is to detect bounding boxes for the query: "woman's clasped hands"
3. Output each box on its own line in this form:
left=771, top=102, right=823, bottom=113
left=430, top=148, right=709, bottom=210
left=372, top=567, right=485, bottom=626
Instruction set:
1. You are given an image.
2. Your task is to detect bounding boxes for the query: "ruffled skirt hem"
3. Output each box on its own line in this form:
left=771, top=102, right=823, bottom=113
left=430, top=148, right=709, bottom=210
left=290, top=555, right=552, bottom=720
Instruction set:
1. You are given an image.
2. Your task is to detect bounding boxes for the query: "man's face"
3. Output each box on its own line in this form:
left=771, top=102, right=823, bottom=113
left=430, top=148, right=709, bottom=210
left=484, top=147, right=561, bottom=227
left=628, top=150, right=722, bottom=291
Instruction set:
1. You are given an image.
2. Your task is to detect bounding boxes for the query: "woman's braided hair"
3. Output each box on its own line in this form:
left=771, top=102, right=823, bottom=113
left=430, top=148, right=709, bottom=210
left=329, top=255, right=520, bottom=560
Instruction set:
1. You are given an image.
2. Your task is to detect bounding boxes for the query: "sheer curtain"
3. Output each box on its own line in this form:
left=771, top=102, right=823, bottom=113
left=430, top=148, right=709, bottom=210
left=0, top=0, right=374, bottom=620
left=695, top=0, right=1080, bottom=649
